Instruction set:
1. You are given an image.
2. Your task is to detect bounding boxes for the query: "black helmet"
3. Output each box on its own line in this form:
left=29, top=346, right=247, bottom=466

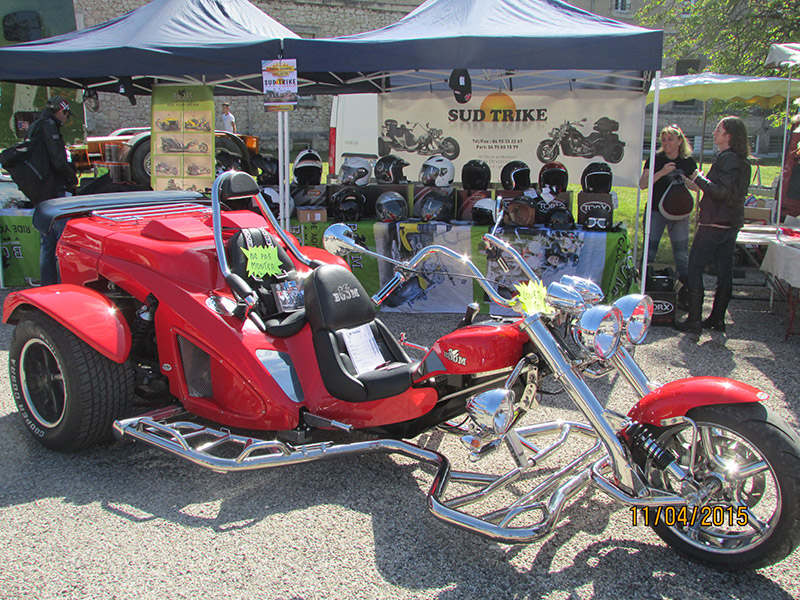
left=505, top=196, right=538, bottom=227
left=374, top=154, right=410, bottom=184
left=580, top=162, right=613, bottom=193
left=293, top=149, right=323, bottom=185
left=581, top=204, right=612, bottom=231
left=546, top=207, right=575, bottom=230
left=330, top=187, right=366, bottom=222
left=414, top=188, right=454, bottom=222
left=471, top=197, right=496, bottom=225
left=375, top=191, right=408, bottom=222
left=461, top=159, right=491, bottom=190
left=500, top=160, right=531, bottom=190
left=252, top=154, right=279, bottom=186
left=539, top=161, right=569, bottom=194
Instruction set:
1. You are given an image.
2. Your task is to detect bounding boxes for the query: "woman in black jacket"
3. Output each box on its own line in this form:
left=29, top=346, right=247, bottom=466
left=676, top=116, right=751, bottom=334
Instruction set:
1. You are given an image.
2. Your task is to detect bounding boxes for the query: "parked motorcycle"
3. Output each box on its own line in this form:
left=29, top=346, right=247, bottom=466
left=379, top=119, right=460, bottom=160
left=184, top=117, right=212, bottom=132
left=5, top=171, right=800, bottom=570
left=155, top=161, right=178, bottom=175
left=537, top=117, right=625, bottom=164
left=155, top=118, right=180, bottom=132
left=161, top=137, right=209, bottom=154
left=185, top=164, right=211, bottom=176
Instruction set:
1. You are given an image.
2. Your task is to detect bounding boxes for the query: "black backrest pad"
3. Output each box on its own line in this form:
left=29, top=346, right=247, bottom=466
left=304, top=264, right=375, bottom=331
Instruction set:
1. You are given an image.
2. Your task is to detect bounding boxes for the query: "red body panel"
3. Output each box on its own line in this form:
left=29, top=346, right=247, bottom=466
left=7, top=204, right=429, bottom=431
left=3, top=285, right=131, bottom=363
left=628, top=376, right=769, bottom=426
left=422, top=321, right=528, bottom=379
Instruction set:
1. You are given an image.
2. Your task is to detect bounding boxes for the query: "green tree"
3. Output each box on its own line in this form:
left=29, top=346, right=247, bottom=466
left=637, top=0, right=800, bottom=76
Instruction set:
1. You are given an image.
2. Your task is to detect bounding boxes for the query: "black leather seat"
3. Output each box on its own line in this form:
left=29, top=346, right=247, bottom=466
left=226, top=227, right=307, bottom=337
left=304, top=264, right=418, bottom=403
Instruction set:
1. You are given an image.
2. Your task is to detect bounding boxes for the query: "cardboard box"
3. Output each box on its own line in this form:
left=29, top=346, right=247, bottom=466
left=576, top=192, right=614, bottom=227
left=744, top=206, right=772, bottom=224
left=648, top=291, right=677, bottom=326
left=296, top=206, right=327, bottom=223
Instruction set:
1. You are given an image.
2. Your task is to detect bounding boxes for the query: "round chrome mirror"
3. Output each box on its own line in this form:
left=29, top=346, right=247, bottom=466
left=323, top=223, right=360, bottom=256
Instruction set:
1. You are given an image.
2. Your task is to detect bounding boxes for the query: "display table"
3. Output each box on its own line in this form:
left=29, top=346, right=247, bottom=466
left=760, top=239, right=800, bottom=338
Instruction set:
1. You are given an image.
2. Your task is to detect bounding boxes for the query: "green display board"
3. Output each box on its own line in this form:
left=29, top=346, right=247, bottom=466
left=0, top=209, right=39, bottom=286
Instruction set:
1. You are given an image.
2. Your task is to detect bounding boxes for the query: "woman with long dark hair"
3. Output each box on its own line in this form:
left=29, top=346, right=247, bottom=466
left=676, top=116, right=751, bottom=334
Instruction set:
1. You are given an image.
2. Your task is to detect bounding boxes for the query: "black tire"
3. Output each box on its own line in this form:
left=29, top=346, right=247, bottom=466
left=9, top=312, right=135, bottom=452
left=603, top=143, right=624, bottom=164
left=129, top=140, right=151, bottom=186
left=536, top=140, right=559, bottom=162
left=641, top=403, right=800, bottom=569
left=199, top=142, right=209, bottom=153
left=439, top=137, right=460, bottom=160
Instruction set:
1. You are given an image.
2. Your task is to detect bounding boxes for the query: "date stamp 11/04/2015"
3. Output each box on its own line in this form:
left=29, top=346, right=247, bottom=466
left=630, top=505, right=750, bottom=528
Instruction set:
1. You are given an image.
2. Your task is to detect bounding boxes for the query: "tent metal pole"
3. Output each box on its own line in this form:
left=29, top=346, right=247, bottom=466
left=277, top=111, right=285, bottom=229
left=776, top=65, right=793, bottom=229
left=283, top=111, right=291, bottom=231
left=641, top=70, right=661, bottom=294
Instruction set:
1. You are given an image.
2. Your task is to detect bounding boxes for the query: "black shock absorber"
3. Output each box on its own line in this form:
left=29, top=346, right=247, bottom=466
left=621, top=422, right=676, bottom=470
left=131, top=294, right=158, bottom=355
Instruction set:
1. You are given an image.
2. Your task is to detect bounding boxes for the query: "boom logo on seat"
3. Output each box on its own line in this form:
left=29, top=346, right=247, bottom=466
left=333, top=284, right=360, bottom=302
left=444, top=348, right=467, bottom=366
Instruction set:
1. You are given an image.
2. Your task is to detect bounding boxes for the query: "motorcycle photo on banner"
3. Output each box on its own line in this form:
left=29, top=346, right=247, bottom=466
left=379, top=90, right=644, bottom=187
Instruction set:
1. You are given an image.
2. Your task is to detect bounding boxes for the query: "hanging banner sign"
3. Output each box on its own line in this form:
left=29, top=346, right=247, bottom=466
left=262, top=59, right=298, bottom=109
left=379, top=90, right=645, bottom=188
left=151, top=84, right=215, bottom=192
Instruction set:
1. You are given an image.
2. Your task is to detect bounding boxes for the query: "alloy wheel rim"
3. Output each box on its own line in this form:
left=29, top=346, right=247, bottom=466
left=19, top=338, right=66, bottom=428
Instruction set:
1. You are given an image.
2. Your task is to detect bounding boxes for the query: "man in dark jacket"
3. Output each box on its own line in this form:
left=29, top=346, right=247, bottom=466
left=26, top=95, right=79, bottom=285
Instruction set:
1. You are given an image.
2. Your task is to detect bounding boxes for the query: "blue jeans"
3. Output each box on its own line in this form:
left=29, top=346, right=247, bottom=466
left=687, top=225, right=738, bottom=290
left=39, top=218, right=66, bottom=286
left=645, top=210, right=689, bottom=278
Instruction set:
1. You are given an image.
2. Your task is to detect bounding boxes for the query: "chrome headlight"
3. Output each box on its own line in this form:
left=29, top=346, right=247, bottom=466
left=559, top=275, right=604, bottom=305
left=573, top=305, right=623, bottom=359
left=546, top=282, right=585, bottom=314
left=465, top=388, right=516, bottom=439
left=612, top=294, right=653, bottom=345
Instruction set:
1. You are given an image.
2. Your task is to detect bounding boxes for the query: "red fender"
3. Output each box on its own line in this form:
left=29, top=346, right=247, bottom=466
left=628, top=376, right=770, bottom=427
left=3, top=284, right=131, bottom=363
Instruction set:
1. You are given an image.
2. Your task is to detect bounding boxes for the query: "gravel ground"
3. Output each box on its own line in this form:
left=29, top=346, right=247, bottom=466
left=0, top=274, right=798, bottom=600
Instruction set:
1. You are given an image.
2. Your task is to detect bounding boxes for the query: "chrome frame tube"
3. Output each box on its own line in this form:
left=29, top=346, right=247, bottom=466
left=211, top=174, right=232, bottom=279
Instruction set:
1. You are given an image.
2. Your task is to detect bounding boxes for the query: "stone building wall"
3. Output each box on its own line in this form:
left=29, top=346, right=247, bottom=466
left=72, top=0, right=421, bottom=158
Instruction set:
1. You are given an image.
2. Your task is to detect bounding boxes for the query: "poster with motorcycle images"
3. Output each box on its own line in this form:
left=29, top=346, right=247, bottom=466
left=151, top=84, right=215, bottom=192
left=378, top=90, right=644, bottom=188
left=373, top=221, right=475, bottom=313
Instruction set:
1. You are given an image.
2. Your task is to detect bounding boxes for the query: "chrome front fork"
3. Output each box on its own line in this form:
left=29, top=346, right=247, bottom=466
left=518, top=314, right=644, bottom=493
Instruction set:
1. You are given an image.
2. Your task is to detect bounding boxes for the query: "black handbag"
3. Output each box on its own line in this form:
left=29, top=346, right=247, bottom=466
left=659, top=170, right=694, bottom=220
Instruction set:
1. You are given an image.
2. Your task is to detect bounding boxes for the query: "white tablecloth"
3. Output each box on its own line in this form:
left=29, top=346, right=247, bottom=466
left=761, top=240, right=800, bottom=287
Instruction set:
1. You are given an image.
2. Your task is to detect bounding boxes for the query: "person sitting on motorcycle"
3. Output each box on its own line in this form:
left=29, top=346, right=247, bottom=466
left=639, top=124, right=700, bottom=309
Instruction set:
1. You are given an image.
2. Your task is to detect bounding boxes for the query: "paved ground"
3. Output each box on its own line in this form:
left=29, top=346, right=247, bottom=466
left=0, top=275, right=798, bottom=600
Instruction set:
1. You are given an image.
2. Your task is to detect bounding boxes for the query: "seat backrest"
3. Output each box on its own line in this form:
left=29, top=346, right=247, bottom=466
left=304, top=264, right=375, bottom=332
left=227, top=227, right=299, bottom=317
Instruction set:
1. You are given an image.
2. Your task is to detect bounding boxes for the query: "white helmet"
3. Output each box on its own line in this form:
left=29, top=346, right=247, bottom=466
left=419, top=155, right=455, bottom=187
left=293, top=149, right=323, bottom=185
left=338, top=156, right=372, bottom=186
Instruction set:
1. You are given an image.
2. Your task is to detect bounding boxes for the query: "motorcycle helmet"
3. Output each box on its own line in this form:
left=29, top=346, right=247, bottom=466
left=419, top=155, right=455, bottom=187
left=414, top=188, right=454, bottom=222
left=581, top=204, right=612, bottom=231
left=338, top=156, right=372, bottom=186
left=260, top=186, right=295, bottom=220
left=505, top=196, right=538, bottom=227
left=330, top=187, right=366, bottom=222
left=252, top=154, right=279, bottom=186
left=580, top=162, right=613, bottom=193
left=375, top=191, right=409, bottom=222
left=374, top=154, right=410, bottom=184
left=461, top=159, right=491, bottom=191
left=471, top=197, right=497, bottom=225
left=500, top=160, right=531, bottom=190
left=545, top=207, right=575, bottom=231
left=293, top=149, right=323, bottom=185
left=539, top=161, right=569, bottom=194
